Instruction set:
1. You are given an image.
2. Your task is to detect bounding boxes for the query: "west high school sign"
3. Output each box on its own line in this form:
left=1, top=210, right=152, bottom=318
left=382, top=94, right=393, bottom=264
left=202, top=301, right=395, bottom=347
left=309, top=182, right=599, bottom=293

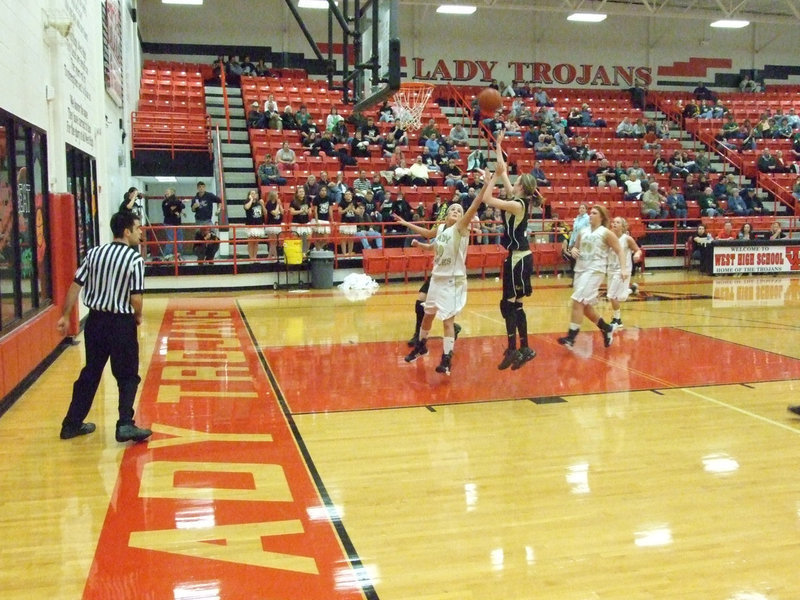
left=411, top=58, right=653, bottom=86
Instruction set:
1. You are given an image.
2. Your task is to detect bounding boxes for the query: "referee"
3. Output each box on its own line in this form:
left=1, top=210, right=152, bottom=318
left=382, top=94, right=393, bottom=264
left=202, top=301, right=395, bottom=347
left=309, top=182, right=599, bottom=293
left=58, top=211, right=152, bottom=443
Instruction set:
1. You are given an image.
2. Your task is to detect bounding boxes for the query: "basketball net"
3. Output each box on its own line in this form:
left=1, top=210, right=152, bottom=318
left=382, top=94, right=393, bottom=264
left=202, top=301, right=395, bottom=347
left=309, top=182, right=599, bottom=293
left=391, top=83, right=433, bottom=130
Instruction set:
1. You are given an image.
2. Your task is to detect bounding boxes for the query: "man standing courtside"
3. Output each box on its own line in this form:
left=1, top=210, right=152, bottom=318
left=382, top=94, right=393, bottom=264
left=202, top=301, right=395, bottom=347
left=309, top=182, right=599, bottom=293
left=58, top=211, right=152, bottom=443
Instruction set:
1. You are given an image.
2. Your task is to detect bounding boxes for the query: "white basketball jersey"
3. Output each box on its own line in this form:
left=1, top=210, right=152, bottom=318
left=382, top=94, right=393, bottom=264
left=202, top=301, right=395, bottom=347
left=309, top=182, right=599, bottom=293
left=432, top=223, right=468, bottom=277
left=607, top=233, right=631, bottom=275
left=575, top=225, right=609, bottom=274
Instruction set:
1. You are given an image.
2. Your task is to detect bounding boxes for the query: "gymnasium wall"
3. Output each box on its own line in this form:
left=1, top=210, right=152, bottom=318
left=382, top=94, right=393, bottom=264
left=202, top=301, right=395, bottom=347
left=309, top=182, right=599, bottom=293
left=137, top=2, right=800, bottom=89
left=0, top=0, right=142, bottom=229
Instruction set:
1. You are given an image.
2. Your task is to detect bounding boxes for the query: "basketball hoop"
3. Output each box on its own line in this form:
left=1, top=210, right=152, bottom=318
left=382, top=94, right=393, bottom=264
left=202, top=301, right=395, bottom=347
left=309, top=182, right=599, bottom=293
left=391, top=82, right=434, bottom=130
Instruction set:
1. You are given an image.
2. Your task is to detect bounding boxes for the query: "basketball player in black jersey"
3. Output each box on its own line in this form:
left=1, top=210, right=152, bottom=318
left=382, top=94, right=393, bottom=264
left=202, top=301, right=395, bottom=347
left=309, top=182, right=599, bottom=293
left=478, top=132, right=541, bottom=370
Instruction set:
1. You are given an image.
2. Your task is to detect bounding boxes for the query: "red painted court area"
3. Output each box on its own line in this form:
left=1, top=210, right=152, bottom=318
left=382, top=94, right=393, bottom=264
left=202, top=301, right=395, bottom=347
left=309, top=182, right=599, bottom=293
left=266, top=328, right=800, bottom=413
left=84, top=299, right=367, bottom=600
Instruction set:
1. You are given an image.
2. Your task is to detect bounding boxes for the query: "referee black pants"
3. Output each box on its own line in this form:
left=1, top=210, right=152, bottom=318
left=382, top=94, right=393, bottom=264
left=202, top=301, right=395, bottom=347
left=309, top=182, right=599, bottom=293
left=62, top=311, right=141, bottom=430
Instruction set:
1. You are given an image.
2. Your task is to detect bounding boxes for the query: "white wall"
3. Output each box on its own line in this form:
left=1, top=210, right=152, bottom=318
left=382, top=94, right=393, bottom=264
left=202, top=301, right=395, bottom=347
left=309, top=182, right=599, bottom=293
left=136, top=1, right=800, bottom=89
left=0, top=0, right=141, bottom=243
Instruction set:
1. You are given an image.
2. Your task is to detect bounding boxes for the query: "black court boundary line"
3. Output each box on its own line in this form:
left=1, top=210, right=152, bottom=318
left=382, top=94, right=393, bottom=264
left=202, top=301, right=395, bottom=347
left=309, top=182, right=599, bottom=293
left=236, top=301, right=380, bottom=600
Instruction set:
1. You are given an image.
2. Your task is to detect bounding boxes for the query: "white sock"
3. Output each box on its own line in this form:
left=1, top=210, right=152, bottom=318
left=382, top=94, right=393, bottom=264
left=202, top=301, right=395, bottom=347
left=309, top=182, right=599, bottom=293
left=443, top=336, right=454, bottom=354
left=613, top=310, right=621, bottom=320
left=420, top=329, right=430, bottom=341
left=569, top=322, right=581, bottom=332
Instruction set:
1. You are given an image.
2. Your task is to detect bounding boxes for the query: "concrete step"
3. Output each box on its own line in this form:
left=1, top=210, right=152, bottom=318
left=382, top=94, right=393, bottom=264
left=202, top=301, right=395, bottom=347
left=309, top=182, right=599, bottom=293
left=224, top=188, right=250, bottom=202
left=205, top=85, right=241, bottom=97
left=221, top=142, right=251, bottom=154
left=211, top=117, right=246, bottom=128
left=223, top=156, right=254, bottom=169
left=224, top=171, right=256, bottom=184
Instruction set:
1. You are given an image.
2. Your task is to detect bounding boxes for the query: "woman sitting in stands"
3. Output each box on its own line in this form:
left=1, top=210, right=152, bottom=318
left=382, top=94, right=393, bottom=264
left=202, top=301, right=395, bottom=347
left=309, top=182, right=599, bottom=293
left=243, top=189, right=266, bottom=260
left=737, top=222, right=753, bottom=241
left=264, top=191, right=283, bottom=260
left=289, top=188, right=312, bottom=254
left=338, top=190, right=359, bottom=256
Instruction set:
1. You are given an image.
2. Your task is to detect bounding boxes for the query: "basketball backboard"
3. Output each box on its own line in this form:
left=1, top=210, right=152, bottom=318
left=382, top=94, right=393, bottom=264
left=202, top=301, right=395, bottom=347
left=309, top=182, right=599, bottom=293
left=352, top=0, right=400, bottom=113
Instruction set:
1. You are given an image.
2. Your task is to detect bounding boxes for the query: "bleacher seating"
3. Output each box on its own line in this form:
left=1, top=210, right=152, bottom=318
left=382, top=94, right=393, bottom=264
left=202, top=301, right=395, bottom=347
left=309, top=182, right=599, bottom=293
left=132, top=61, right=211, bottom=157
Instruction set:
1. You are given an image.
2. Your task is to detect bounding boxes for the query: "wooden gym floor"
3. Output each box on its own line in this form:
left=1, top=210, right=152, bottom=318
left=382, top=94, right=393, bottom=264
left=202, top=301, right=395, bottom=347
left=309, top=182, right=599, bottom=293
left=1, top=270, right=800, bottom=599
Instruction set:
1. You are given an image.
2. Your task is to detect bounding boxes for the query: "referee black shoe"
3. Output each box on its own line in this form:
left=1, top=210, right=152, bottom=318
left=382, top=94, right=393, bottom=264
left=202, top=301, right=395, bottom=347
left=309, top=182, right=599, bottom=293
left=511, top=347, right=536, bottom=370
left=454, top=323, right=462, bottom=341
left=407, top=333, right=419, bottom=347
left=116, top=423, right=153, bottom=443
left=788, top=405, right=800, bottom=416
left=498, top=348, right=519, bottom=370
left=60, top=422, right=96, bottom=440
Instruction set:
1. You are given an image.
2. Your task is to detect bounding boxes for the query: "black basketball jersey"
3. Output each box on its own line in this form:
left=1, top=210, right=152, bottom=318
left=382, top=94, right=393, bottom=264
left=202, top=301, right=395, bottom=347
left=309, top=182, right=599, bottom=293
left=500, top=197, right=530, bottom=252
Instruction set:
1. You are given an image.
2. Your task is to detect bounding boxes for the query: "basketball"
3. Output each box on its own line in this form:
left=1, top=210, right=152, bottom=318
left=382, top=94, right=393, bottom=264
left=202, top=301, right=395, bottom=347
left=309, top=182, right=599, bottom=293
left=477, top=88, right=502, bottom=114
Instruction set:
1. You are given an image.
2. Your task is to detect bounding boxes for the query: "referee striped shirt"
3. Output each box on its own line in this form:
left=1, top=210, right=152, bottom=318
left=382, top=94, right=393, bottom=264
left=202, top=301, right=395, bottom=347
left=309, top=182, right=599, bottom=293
left=74, top=242, right=145, bottom=314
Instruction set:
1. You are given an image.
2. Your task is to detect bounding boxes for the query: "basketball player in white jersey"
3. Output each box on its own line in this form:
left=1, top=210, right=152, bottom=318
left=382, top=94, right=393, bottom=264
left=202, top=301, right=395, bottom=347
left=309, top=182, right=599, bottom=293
left=403, top=172, right=496, bottom=375
left=557, top=205, right=628, bottom=348
left=607, top=216, right=642, bottom=329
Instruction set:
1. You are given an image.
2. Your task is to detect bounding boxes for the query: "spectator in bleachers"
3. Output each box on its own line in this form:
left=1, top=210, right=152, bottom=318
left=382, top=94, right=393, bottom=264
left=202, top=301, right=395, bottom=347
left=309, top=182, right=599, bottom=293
left=368, top=173, right=385, bottom=204
left=361, top=116, right=383, bottom=147
left=377, top=100, right=395, bottom=123
left=191, top=182, right=221, bottom=227
left=354, top=203, right=383, bottom=251
left=657, top=120, right=671, bottom=139
left=276, top=141, right=297, bottom=175
left=726, top=188, right=751, bottom=217
left=553, top=125, right=574, bottom=158
left=243, top=189, right=266, bottom=260
left=194, top=228, right=220, bottom=263
left=255, top=59, right=273, bottom=78
left=523, top=124, right=539, bottom=149
left=793, top=177, right=800, bottom=202
left=295, top=104, right=312, bottom=128
left=786, top=108, right=800, bottom=129
left=389, top=123, right=408, bottom=148
left=409, top=155, right=432, bottom=186
left=329, top=171, right=348, bottom=204
left=263, top=95, right=282, bottom=131
left=700, top=100, right=727, bottom=119
left=571, top=135, right=598, bottom=162
left=480, top=206, right=503, bottom=244
left=447, top=122, right=469, bottom=149
left=226, top=56, right=243, bottom=87
left=626, top=159, right=647, bottom=182
left=352, top=170, right=371, bottom=202
left=337, top=190, right=358, bottom=256
left=289, top=188, right=312, bottom=254
left=534, top=134, right=568, bottom=163
left=303, top=174, right=320, bottom=203
left=589, top=158, right=615, bottom=187
left=692, top=82, right=716, bottom=102
left=580, top=103, right=606, bottom=128
left=792, top=132, right=800, bottom=162
left=279, top=105, right=298, bottom=130
left=363, top=189, right=380, bottom=218
left=567, top=203, right=590, bottom=254
left=666, top=185, right=688, bottom=228
left=641, top=183, right=668, bottom=228
left=769, top=221, right=787, bottom=240
left=741, top=187, right=765, bottom=215
left=699, top=187, right=722, bottom=217
left=681, top=100, right=698, bottom=120
left=616, top=117, right=635, bottom=138
left=737, top=222, right=754, bottom=240
left=467, top=148, right=487, bottom=172
left=533, top=87, right=552, bottom=107
left=652, top=150, right=669, bottom=175
left=631, top=118, right=647, bottom=138
left=247, top=101, right=264, bottom=129
left=418, top=118, right=439, bottom=147
left=264, top=191, right=283, bottom=260
left=350, top=129, right=371, bottom=158
left=642, top=128, right=661, bottom=150
left=774, top=150, right=792, bottom=173
left=691, top=224, right=713, bottom=271
left=161, top=188, right=184, bottom=259
left=668, top=149, right=691, bottom=178
left=721, top=114, right=739, bottom=137
left=623, top=172, right=644, bottom=201
left=326, top=105, right=344, bottom=132
left=694, top=149, right=713, bottom=174
left=754, top=114, right=773, bottom=139
left=530, top=160, right=550, bottom=187
left=300, top=118, right=320, bottom=146
left=757, top=147, right=779, bottom=173
left=257, top=154, right=286, bottom=186
left=442, top=158, right=463, bottom=187
left=311, top=130, right=336, bottom=158
left=774, top=117, right=793, bottom=140
left=739, top=75, right=760, bottom=93
left=712, top=173, right=731, bottom=201
left=716, top=220, right=735, bottom=240
left=393, top=157, right=412, bottom=185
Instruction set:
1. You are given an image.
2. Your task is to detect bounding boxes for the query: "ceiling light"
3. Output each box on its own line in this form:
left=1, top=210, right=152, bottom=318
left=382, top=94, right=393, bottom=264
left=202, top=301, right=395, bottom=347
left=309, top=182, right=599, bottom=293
left=155, top=176, right=177, bottom=183
left=298, top=0, right=337, bottom=8
left=710, top=19, right=749, bottom=28
left=162, top=0, right=203, bottom=5
left=436, top=4, right=477, bottom=15
left=567, top=12, right=607, bottom=22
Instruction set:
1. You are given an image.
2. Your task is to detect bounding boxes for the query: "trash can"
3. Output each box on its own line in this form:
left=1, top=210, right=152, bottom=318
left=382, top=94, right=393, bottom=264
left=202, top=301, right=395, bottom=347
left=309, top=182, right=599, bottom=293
left=309, top=250, right=334, bottom=289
